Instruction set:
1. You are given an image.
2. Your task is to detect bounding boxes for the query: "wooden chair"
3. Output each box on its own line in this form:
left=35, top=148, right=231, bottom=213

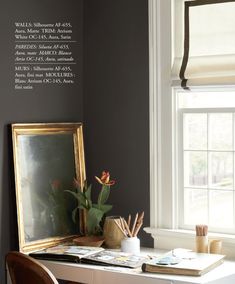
left=6, top=251, right=59, bottom=284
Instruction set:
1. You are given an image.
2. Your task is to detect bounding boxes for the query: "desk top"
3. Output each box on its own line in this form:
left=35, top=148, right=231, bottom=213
left=38, top=248, right=235, bottom=284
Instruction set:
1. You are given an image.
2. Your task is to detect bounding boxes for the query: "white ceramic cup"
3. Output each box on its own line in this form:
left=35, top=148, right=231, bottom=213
left=121, top=237, right=140, bottom=254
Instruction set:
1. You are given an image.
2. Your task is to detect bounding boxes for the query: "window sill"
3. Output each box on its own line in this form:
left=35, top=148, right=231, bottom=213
left=144, top=227, right=235, bottom=259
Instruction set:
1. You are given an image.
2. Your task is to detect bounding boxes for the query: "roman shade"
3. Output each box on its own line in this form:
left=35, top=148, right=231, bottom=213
left=172, top=0, right=235, bottom=88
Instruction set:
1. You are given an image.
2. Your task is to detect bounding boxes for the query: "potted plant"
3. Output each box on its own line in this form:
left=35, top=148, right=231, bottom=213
left=66, top=171, right=115, bottom=245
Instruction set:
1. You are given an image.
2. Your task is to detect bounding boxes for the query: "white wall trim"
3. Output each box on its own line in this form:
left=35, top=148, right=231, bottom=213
left=144, top=227, right=235, bottom=259
left=148, top=0, right=160, bottom=229
left=148, top=0, right=173, bottom=230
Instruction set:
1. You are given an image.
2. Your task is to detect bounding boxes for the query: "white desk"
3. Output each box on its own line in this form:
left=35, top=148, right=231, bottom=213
left=7, top=248, right=235, bottom=284
left=38, top=258, right=235, bottom=284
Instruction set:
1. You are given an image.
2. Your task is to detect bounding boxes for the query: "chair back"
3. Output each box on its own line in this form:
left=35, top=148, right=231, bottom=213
left=6, top=251, right=59, bottom=284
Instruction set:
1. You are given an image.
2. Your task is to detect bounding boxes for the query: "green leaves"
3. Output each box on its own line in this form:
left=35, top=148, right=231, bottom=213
left=85, top=184, right=92, bottom=199
left=65, top=183, right=92, bottom=210
left=67, top=179, right=114, bottom=235
left=87, top=207, right=104, bottom=235
left=72, top=206, right=79, bottom=223
left=97, top=185, right=111, bottom=208
left=84, top=184, right=92, bottom=208
left=85, top=184, right=113, bottom=234
left=93, top=203, right=112, bottom=214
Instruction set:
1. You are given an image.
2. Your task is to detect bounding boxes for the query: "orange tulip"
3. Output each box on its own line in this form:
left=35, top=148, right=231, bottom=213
left=95, top=171, right=115, bottom=186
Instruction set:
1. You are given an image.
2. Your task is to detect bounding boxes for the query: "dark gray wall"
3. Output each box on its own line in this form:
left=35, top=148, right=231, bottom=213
left=0, top=0, right=83, bottom=282
left=84, top=0, right=152, bottom=247
left=1, top=0, right=151, bottom=281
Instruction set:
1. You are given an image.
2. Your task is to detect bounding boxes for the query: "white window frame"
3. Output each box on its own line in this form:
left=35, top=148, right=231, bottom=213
left=145, top=0, right=235, bottom=257
left=178, top=100, right=235, bottom=234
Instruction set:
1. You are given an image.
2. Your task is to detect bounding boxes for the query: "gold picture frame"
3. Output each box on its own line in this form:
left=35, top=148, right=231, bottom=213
left=12, top=123, right=86, bottom=253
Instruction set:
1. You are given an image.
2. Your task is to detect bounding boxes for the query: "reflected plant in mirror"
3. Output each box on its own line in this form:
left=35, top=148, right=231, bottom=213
left=12, top=123, right=86, bottom=253
left=66, top=171, right=115, bottom=236
left=32, top=179, right=77, bottom=240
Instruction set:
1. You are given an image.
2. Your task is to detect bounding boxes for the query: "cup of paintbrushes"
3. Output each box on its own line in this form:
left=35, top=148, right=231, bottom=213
left=121, top=236, right=140, bottom=254
left=119, top=212, right=144, bottom=254
left=195, top=224, right=208, bottom=253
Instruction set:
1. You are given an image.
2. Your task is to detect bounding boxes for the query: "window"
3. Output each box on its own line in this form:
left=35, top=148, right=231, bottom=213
left=177, top=90, right=235, bottom=234
left=146, top=0, right=235, bottom=256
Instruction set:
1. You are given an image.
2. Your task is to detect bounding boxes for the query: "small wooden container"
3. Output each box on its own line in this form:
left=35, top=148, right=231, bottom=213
left=103, top=216, right=125, bottom=248
left=195, top=236, right=208, bottom=253
left=209, top=240, right=222, bottom=254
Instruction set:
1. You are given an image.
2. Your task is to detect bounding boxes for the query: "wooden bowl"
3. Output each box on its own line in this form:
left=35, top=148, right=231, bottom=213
left=73, top=236, right=105, bottom=247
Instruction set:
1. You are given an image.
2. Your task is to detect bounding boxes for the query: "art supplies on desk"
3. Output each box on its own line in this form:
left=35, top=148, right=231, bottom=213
left=115, top=211, right=144, bottom=238
left=29, top=245, right=104, bottom=263
left=142, top=248, right=225, bottom=276
left=29, top=244, right=147, bottom=268
left=195, top=224, right=209, bottom=253
left=80, top=250, right=146, bottom=268
left=113, top=211, right=144, bottom=254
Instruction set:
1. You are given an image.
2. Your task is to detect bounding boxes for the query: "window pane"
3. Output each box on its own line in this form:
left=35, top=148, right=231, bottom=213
left=184, top=188, right=208, bottom=225
left=184, top=113, right=207, bottom=150
left=184, top=151, right=207, bottom=187
left=178, top=90, right=235, bottom=232
left=209, top=152, right=233, bottom=189
left=208, top=113, right=233, bottom=150
left=209, top=190, right=234, bottom=228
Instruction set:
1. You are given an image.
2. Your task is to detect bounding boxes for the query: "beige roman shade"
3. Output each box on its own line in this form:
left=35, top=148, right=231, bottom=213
left=172, top=0, right=235, bottom=89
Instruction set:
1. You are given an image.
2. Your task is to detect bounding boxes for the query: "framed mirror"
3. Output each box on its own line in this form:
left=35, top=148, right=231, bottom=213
left=12, top=123, right=86, bottom=253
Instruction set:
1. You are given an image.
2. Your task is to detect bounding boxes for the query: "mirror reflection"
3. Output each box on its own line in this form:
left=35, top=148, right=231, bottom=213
left=12, top=123, right=86, bottom=252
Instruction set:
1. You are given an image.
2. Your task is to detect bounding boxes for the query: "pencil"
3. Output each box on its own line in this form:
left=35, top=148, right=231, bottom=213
left=131, top=213, right=138, bottom=236
left=133, top=221, right=143, bottom=237
left=123, top=218, right=132, bottom=237
left=138, top=211, right=144, bottom=223
left=127, top=214, right=131, bottom=228
left=120, top=217, right=125, bottom=231
left=114, top=219, right=127, bottom=237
